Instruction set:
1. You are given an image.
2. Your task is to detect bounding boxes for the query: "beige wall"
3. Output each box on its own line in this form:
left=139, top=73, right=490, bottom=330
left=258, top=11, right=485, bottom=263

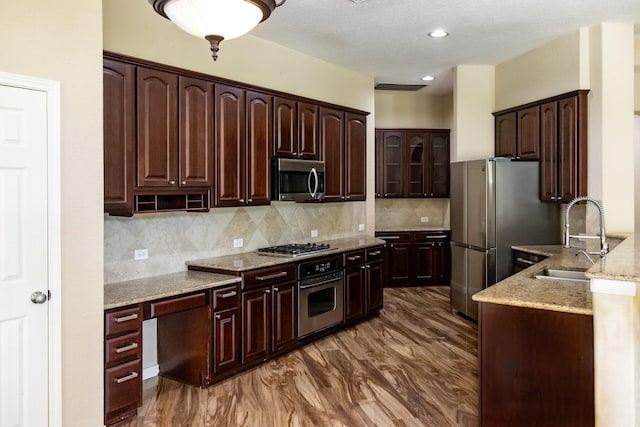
left=0, top=0, right=104, bottom=425
left=453, top=65, right=496, bottom=161
left=635, top=35, right=640, bottom=113
left=374, top=91, right=453, bottom=129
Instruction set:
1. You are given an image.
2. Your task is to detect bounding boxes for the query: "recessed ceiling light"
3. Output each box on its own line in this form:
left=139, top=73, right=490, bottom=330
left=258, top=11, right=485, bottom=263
left=428, top=29, right=449, bottom=38
left=421, top=75, right=435, bottom=81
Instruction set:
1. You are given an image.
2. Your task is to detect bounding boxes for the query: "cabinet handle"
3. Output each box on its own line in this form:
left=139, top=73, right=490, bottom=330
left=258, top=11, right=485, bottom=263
left=360, top=266, right=366, bottom=270
left=390, top=244, right=394, bottom=248
left=384, top=193, right=388, bottom=197
left=215, top=314, right=221, bottom=320
left=341, top=196, right=346, bottom=200
left=368, top=250, right=382, bottom=256
left=382, top=236, right=401, bottom=240
left=425, top=235, right=448, bottom=239
left=256, top=271, right=288, bottom=281
left=265, top=289, right=271, bottom=294
left=220, top=291, right=237, bottom=298
left=169, top=180, right=176, bottom=185
left=273, top=287, right=279, bottom=292
left=248, top=198, right=253, bottom=202
left=347, top=255, right=362, bottom=261
left=114, top=313, right=138, bottom=323
left=115, top=372, right=139, bottom=384
left=181, top=181, right=187, bottom=185
left=115, top=343, right=139, bottom=354
left=239, top=199, right=245, bottom=203
left=366, top=265, right=371, bottom=269
left=515, top=257, right=537, bottom=265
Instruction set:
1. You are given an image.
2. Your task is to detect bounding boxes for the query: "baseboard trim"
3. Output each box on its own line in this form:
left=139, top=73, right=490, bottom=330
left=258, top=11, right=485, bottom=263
left=143, top=364, right=159, bottom=380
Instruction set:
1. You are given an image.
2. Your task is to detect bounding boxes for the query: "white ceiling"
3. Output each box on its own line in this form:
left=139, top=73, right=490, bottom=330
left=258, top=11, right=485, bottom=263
left=250, top=0, right=640, bottom=95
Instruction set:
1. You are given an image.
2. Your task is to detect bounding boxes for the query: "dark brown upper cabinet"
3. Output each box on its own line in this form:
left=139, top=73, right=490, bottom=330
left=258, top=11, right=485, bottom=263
left=245, top=90, right=273, bottom=206
left=136, top=67, right=179, bottom=189
left=319, top=107, right=345, bottom=202
left=540, top=92, right=588, bottom=202
left=344, top=113, right=367, bottom=201
left=103, top=59, right=135, bottom=215
left=375, top=129, right=450, bottom=198
left=178, top=76, right=214, bottom=188
left=297, top=102, right=319, bottom=159
left=214, top=84, right=245, bottom=207
left=494, top=106, right=540, bottom=160
left=273, top=98, right=318, bottom=159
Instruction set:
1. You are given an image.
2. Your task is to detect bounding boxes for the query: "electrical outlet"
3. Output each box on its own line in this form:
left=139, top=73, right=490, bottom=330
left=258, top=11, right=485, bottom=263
left=134, top=249, right=148, bottom=260
left=311, top=229, right=318, bottom=238
left=358, top=224, right=365, bottom=231
left=421, top=217, right=430, bottom=223
left=233, top=238, right=243, bottom=248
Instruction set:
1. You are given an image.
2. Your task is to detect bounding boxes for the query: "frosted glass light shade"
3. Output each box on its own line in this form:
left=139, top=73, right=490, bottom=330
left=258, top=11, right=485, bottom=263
left=164, top=0, right=264, bottom=41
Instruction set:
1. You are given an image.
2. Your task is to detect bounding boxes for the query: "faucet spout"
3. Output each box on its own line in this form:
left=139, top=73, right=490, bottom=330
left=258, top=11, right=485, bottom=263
left=564, top=196, right=608, bottom=256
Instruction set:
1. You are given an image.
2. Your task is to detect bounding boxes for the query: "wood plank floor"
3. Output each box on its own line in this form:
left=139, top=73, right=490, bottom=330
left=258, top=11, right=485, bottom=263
left=117, top=287, right=478, bottom=427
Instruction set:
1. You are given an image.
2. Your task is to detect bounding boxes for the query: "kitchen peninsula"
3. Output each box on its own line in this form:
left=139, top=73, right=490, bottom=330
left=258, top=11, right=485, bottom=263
left=474, top=234, right=640, bottom=426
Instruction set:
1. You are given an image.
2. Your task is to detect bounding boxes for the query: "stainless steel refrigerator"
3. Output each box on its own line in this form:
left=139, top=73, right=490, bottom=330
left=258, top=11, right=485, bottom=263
left=450, top=159, right=560, bottom=320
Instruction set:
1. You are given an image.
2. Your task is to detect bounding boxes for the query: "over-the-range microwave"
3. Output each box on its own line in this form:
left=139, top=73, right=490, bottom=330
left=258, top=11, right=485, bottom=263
left=272, top=158, right=325, bottom=202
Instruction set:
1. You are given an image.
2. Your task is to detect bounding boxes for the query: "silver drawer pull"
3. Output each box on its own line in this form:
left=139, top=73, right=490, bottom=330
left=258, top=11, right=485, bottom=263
left=424, top=235, right=448, bottom=239
left=256, top=271, right=288, bottom=281
left=114, top=313, right=138, bottom=323
left=220, top=291, right=237, bottom=298
left=347, top=255, right=362, bottom=261
left=115, top=372, right=139, bottom=384
left=381, top=235, right=400, bottom=240
left=368, top=250, right=382, bottom=256
left=115, top=343, right=138, bottom=354
left=515, top=257, right=537, bottom=265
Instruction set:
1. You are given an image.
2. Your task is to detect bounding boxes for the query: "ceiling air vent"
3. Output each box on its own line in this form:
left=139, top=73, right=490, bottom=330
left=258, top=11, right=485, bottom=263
left=374, top=83, right=427, bottom=91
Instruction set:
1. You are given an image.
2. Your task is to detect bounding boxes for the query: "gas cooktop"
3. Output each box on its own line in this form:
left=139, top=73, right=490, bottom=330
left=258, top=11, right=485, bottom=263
left=257, top=243, right=332, bottom=258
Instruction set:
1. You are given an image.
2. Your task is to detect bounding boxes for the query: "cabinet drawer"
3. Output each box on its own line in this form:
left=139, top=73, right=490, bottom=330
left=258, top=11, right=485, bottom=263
left=344, top=249, right=366, bottom=267
left=366, top=246, right=384, bottom=263
left=375, top=232, right=412, bottom=243
left=212, top=284, right=240, bottom=311
left=145, top=291, right=208, bottom=318
left=105, top=331, right=141, bottom=367
left=243, top=264, right=296, bottom=290
left=105, top=306, right=142, bottom=338
left=413, top=231, right=449, bottom=242
left=105, top=358, right=142, bottom=414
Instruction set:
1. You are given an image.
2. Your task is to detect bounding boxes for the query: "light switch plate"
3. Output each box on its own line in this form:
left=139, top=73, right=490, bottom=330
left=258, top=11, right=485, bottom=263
left=421, top=217, right=429, bottom=223
left=233, top=238, right=243, bottom=248
left=358, top=224, right=365, bottom=231
left=134, top=249, right=148, bottom=260
left=311, top=229, right=318, bottom=238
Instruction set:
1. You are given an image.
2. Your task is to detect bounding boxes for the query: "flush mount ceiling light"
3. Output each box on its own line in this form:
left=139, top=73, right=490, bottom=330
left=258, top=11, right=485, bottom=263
left=421, top=75, right=435, bottom=81
left=149, top=0, right=286, bottom=61
left=428, top=29, right=449, bottom=38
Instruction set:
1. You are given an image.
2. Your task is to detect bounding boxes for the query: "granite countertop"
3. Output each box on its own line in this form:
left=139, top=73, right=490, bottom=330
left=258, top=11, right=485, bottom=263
left=473, top=245, right=596, bottom=315
left=186, top=235, right=387, bottom=272
left=104, top=270, right=241, bottom=310
left=376, top=225, right=450, bottom=232
left=585, top=233, right=640, bottom=282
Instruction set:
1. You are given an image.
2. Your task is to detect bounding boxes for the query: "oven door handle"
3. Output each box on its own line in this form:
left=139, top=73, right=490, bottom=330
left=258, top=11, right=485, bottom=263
left=299, top=277, right=341, bottom=290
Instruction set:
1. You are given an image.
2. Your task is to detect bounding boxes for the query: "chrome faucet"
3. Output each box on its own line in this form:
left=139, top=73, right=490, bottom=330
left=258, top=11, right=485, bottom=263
left=564, top=196, right=609, bottom=256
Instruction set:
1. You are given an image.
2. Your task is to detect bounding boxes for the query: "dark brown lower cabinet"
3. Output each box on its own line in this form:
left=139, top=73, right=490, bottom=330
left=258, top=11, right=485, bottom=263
left=365, top=259, right=384, bottom=312
left=212, top=307, right=240, bottom=375
left=242, top=287, right=272, bottom=364
left=272, top=282, right=297, bottom=352
left=479, top=302, right=594, bottom=427
left=343, top=246, right=385, bottom=325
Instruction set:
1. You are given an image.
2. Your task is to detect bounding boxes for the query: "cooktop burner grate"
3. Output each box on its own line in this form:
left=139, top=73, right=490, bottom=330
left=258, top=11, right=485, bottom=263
left=257, top=243, right=332, bottom=258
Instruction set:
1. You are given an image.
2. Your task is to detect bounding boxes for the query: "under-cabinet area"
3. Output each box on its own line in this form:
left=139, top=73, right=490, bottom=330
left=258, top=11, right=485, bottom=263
left=103, top=52, right=368, bottom=216
left=103, top=237, right=385, bottom=425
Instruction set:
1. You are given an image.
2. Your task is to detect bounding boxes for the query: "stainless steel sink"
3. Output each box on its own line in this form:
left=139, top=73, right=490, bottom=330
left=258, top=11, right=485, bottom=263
left=534, top=268, right=590, bottom=284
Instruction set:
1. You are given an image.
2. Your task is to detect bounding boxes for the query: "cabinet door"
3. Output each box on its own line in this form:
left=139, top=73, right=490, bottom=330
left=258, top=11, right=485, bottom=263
left=405, top=131, right=426, bottom=197
left=381, top=132, right=404, bottom=197
left=272, top=282, right=296, bottom=351
left=213, top=308, right=241, bottom=374
left=298, top=102, right=318, bottom=159
left=103, top=59, right=135, bottom=214
left=319, top=107, right=345, bottom=202
left=215, top=84, right=245, bottom=206
left=273, top=96, right=296, bottom=158
left=414, top=243, right=436, bottom=283
left=246, top=90, right=272, bottom=205
left=344, top=113, right=367, bottom=201
left=344, top=266, right=366, bottom=324
left=374, top=130, right=383, bottom=198
left=428, top=131, right=450, bottom=197
left=387, top=242, right=411, bottom=285
left=557, top=96, right=581, bottom=202
left=178, top=76, right=213, bottom=187
left=242, top=288, right=271, bottom=364
left=540, top=101, right=558, bottom=201
left=517, top=106, right=540, bottom=160
left=136, top=67, right=178, bottom=188
left=494, top=112, right=517, bottom=158
left=366, top=260, right=384, bottom=313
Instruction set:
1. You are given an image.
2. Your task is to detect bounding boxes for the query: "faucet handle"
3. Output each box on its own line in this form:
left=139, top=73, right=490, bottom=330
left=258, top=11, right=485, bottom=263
left=600, top=242, right=609, bottom=256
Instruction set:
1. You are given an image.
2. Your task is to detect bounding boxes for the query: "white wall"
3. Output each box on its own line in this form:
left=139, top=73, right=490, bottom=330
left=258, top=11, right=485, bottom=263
left=0, top=1, right=104, bottom=425
left=452, top=65, right=496, bottom=161
left=374, top=91, right=453, bottom=129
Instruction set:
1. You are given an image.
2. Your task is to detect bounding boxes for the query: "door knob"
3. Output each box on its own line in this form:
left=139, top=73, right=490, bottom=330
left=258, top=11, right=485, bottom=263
left=31, top=291, right=48, bottom=304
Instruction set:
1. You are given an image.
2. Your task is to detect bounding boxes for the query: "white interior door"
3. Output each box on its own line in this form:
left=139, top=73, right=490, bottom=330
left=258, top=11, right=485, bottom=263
left=0, top=84, right=49, bottom=427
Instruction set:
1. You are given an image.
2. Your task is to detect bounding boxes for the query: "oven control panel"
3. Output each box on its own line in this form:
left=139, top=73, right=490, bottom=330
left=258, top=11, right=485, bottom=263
left=298, top=255, right=343, bottom=279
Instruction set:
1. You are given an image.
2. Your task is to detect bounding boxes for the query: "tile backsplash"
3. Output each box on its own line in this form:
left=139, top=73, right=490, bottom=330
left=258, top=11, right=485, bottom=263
left=104, top=201, right=366, bottom=283
left=375, top=198, right=450, bottom=228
